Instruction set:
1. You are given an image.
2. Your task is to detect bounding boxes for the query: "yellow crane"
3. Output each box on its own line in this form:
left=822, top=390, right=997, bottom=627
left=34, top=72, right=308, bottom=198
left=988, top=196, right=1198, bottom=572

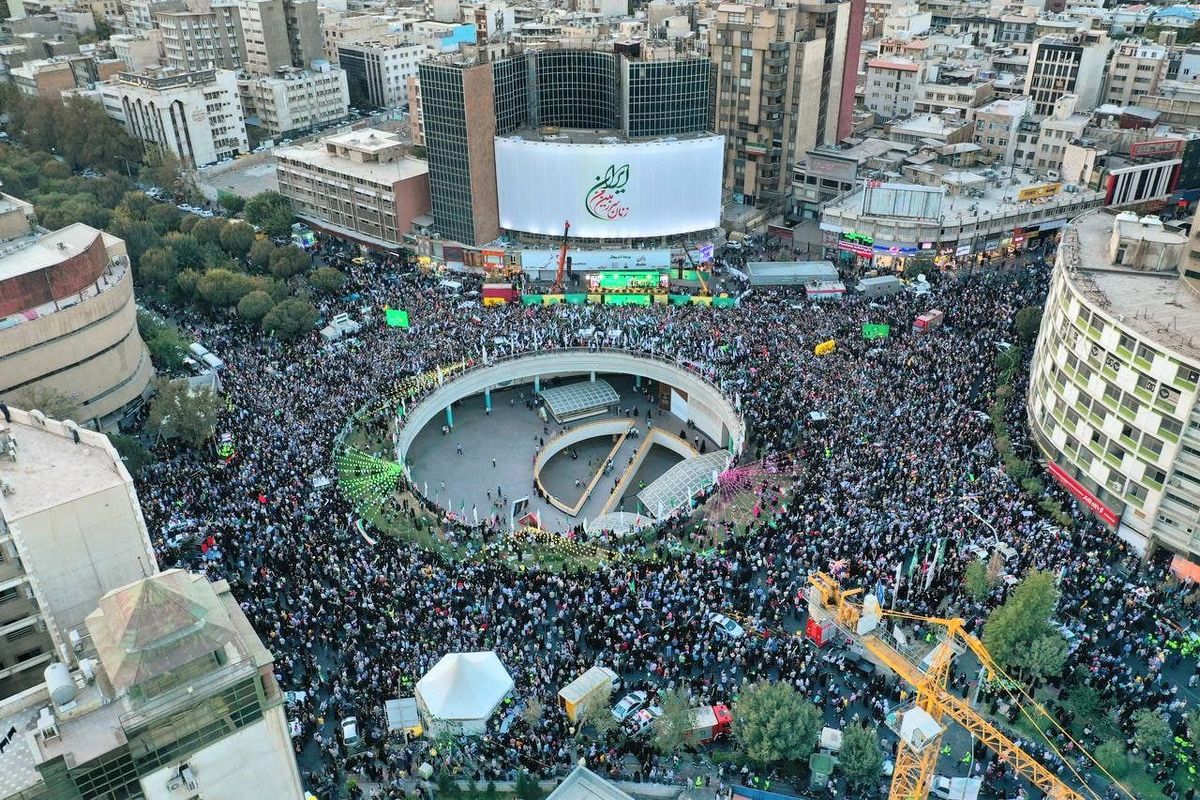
left=805, top=572, right=1126, bottom=800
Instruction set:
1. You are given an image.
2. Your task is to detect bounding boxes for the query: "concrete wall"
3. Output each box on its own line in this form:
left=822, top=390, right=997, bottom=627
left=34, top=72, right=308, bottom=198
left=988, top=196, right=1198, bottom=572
left=394, top=350, right=744, bottom=465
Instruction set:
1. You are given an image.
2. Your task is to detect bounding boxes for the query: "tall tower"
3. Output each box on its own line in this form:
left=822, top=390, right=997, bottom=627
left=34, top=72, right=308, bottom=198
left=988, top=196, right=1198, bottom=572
left=238, top=0, right=321, bottom=74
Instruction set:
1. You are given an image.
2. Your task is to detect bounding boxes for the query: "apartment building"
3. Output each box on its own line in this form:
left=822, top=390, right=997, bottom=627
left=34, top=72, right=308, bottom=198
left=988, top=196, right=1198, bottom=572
left=864, top=56, right=922, bottom=118
left=972, top=95, right=1033, bottom=164
left=238, top=0, right=320, bottom=74
left=1104, top=40, right=1169, bottom=107
left=124, top=0, right=185, bottom=30
left=109, top=31, right=163, bottom=70
left=708, top=0, right=858, bottom=212
left=1033, top=94, right=1090, bottom=178
left=10, top=57, right=75, bottom=98
left=914, top=80, right=994, bottom=117
left=0, top=196, right=154, bottom=430
left=275, top=128, right=431, bottom=247
left=1024, top=31, right=1114, bottom=115
left=155, top=1, right=246, bottom=72
left=407, top=75, right=423, bottom=143
left=0, top=407, right=159, bottom=697
left=239, top=65, right=349, bottom=136
left=99, top=67, right=248, bottom=166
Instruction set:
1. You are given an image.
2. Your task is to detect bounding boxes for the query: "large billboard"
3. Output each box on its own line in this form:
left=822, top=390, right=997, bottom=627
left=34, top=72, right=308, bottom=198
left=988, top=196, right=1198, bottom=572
left=520, top=249, right=673, bottom=272
left=495, top=135, right=724, bottom=239
left=861, top=182, right=944, bottom=220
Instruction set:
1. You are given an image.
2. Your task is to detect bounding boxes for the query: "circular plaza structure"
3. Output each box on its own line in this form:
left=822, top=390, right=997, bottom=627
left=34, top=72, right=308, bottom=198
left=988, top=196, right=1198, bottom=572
left=392, top=349, right=745, bottom=535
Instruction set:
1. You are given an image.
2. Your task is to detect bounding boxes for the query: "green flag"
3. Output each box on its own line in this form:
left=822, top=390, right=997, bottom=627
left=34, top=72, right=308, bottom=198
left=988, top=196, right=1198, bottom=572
left=862, top=323, right=891, bottom=340
left=386, top=309, right=410, bottom=328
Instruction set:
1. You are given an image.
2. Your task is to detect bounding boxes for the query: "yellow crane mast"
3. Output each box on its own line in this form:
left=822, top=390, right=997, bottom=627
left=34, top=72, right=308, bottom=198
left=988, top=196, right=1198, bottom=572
left=805, top=572, right=1090, bottom=800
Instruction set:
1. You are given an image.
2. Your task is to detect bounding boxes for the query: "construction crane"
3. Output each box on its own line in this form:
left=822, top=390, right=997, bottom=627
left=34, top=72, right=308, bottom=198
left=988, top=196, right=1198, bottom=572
left=805, top=572, right=1124, bottom=800
left=553, top=220, right=571, bottom=292
left=680, top=240, right=712, bottom=296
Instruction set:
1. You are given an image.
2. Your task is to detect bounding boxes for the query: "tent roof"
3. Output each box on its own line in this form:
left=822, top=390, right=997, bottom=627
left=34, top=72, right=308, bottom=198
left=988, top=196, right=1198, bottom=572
left=416, top=652, right=514, bottom=721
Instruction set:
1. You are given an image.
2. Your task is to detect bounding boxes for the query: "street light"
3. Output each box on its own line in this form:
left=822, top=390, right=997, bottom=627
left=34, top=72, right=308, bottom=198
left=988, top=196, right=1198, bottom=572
left=960, top=500, right=999, bottom=545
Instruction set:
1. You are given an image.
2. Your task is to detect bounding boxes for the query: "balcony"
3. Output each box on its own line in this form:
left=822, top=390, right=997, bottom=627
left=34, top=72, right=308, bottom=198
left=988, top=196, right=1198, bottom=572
left=765, top=55, right=787, bottom=67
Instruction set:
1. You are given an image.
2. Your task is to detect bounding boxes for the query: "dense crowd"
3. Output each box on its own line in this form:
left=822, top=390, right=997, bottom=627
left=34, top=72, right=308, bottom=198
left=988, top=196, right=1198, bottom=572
left=137, top=246, right=1198, bottom=800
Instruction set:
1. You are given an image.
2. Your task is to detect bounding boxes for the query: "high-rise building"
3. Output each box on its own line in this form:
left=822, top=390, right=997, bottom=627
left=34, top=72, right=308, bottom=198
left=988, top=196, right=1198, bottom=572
left=417, top=46, right=713, bottom=246
left=0, top=568, right=305, bottom=798
left=0, top=406, right=159, bottom=697
left=237, top=0, right=321, bottom=74
left=155, top=1, right=246, bottom=72
left=0, top=196, right=154, bottom=430
left=708, top=0, right=857, bottom=213
left=864, top=56, right=922, bottom=118
left=1024, top=31, right=1114, bottom=116
left=98, top=67, right=249, bottom=166
left=338, top=37, right=427, bottom=109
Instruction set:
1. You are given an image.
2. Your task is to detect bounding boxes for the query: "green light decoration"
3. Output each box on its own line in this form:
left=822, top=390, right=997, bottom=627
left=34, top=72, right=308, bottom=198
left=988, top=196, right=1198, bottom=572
left=335, top=446, right=405, bottom=515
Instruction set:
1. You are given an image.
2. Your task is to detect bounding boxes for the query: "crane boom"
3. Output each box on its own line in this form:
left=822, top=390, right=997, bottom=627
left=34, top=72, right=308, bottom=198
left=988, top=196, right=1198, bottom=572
left=806, top=572, right=1089, bottom=800
left=554, top=220, right=571, bottom=292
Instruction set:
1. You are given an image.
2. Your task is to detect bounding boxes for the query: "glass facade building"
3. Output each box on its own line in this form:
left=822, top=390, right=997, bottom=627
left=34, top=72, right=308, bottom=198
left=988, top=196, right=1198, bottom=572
left=624, top=58, right=712, bottom=137
left=532, top=50, right=619, bottom=129
left=417, top=61, right=482, bottom=246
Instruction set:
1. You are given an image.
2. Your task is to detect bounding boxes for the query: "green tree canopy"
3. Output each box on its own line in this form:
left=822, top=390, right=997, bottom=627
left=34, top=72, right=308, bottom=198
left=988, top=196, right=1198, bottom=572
left=191, top=216, right=226, bottom=249
left=108, top=433, right=153, bottom=477
left=261, top=297, right=317, bottom=340
left=236, top=290, right=275, bottom=321
left=243, top=191, right=293, bottom=238
left=838, top=723, right=885, bottom=788
left=217, top=191, right=245, bottom=215
left=146, top=203, right=182, bottom=235
left=309, top=266, right=347, bottom=294
left=733, top=680, right=821, bottom=766
left=137, top=246, right=179, bottom=289
left=163, top=232, right=204, bottom=270
left=963, top=559, right=991, bottom=602
left=116, top=191, right=154, bottom=221
left=219, top=220, right=256, bottom=260
left=1131, top=709, right=1170, bottom=755
left=196, top=268, right=254, bottom=308
left=651, top=688, right=695, bottom=755
left=269, top=244, right=311, bottom=279
left=1014, top=305, right=1044, bottom=346
left=248, top=238, right=276, bottom=270
left=982, top=569, right=1061, bottom=676
left=147, top=377, right=220, bottom=447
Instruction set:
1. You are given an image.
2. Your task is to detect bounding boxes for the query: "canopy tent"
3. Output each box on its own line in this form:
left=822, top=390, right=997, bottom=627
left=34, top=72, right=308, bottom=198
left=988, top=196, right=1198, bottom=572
left=415, top=651, right=514, bottom=735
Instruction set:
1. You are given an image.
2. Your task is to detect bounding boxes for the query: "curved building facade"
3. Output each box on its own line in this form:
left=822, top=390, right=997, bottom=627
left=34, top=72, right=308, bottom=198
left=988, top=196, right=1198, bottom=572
left=1028, top=209, right=1200, bottom=561
left=0, top=198, right=153, bottom=430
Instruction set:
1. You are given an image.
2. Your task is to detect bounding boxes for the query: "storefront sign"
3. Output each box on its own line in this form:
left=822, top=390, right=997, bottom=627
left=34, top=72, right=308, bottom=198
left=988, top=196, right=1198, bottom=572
left=838, top=241, right=874, bottom=257
left=1130, top=138, right=1184, bottom=159
left=955, top=244, right=972, bottom=257
left=1017, top=183, right=1062, bottom=202
left=1046, top=461, right=1119, bottom=527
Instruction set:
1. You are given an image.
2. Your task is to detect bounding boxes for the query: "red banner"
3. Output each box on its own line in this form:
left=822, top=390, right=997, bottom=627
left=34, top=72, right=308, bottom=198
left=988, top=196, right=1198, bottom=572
left=1046, top=461, right=1119, bottom=527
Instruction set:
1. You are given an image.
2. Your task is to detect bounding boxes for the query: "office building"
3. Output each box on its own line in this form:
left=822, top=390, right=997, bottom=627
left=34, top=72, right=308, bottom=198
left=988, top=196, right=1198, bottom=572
left=1024, top=31, right=1114, bottom=116
left=0, top=406, right=159, bottom=697
left=1028, top=208, right=1200, bottom=559
left=155, top=2, right=246, bottom=72
left=99, top=67, right=248, bottom=167
left=276, top=128, right=431, bottom=248
left=417, top=46, right=712, bottom=246
left=338, top=37, right=427, bottom=109
left=709, top=0, right=857, bottom=212
left=109, top=31, right=163, bottom=71
left=1104, top=40, right=1169, bottom=107
left=0, top=196, right=154, bottom=430
left=0, top=569, right=304, bottom=798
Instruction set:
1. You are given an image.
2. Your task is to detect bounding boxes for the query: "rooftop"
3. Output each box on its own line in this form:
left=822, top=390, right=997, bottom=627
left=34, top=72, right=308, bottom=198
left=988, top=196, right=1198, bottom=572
left=0, top=408, right=129, bottom=522
left=1066, top=209, right=1200, bottom=360
left=0, top=223, right=108, bottom=283
left=501, top=127, right=717, bottom=145
left=547, top=766, right=636, bottom=800
left=322, top=127, right=404, bottom=154
left=276, top=142, right=427, bottom=185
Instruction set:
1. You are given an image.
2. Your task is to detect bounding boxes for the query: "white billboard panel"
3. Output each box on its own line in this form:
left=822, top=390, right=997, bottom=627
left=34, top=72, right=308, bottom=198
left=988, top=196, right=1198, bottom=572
left=495, top=136, right=724, bottom=239
left=862, top=182, right=944, bottom=220
left=519, top=249, right=673, bottom=272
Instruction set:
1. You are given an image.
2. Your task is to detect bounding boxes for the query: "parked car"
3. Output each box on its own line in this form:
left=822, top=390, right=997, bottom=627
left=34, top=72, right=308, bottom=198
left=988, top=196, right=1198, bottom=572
left=623, top=705, right=662, bottom=737
left=708, top=612, right=746, bottom=639
left=611, top=690, right=648, bottom=723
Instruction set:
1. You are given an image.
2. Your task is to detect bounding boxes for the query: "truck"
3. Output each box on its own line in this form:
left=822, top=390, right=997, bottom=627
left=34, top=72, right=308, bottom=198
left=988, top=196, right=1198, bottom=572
left=931, top=776, right=981, bottom=800
left=913, top=309, right=945, bottom=333
left=320, top=313, right=362, bottom=342
left=857, top=275, right=902, bottom=298
left=558, top=666, right=620, bottom=722
left=684, top=703, right=732, bottom=745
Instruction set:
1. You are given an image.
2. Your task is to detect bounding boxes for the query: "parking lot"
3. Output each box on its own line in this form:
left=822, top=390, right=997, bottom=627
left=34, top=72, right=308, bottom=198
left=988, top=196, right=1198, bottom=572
left=197, top=158, right=279, bottom=202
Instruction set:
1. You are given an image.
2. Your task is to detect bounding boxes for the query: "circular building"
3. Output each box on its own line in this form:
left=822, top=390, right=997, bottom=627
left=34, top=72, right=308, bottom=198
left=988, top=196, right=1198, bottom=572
left=1027, top=208, right=1200, bottom=565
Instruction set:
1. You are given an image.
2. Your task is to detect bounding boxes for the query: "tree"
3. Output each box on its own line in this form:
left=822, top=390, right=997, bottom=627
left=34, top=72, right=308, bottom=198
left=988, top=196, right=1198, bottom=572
left=164, top=232, right=204, bottom=270
left=175, top=268, right=201, bottom=301
left=573, top=687, right=616, bottom=737
left=269, top=244, right=310, bottom=278
left=137, top=311, right=190, bottom=371
left=1094, top=739, right=1129, bottom=779
left=116, top=190, right=154, bottom=221
left=196, top=268, right=253, bottom=307
left=514, top=771, right=542, bottom=800
left=982, top=569, right=1060, bottom=674
left=217, top=191, right=245, bottom=215
left=248, top=237, right=276, bottom=270
left=236, top=290, right=275, bottom=322
left=733, top=680, right=821, bottom=766
left=146, top=202, right=182, bottom=235
left=838, top=723, right=885, bottom=788
left=1064, top=685, right=1105, bottom=727
left=1131, top=709, right=1170, bottom=755
left=191, top=217, right=226, bottom=249
left=309, top=266, right=347, bottom=294
left=1014, top=305, right=1044, bottom=346
left=137, top=246, right=179, bottom=289
left=1012, top=631, right=1068, bottom=682
left=243, top=190, right=293, bottom=238
left=108, top=433, right=152, bottom=476
left=261, top=297, right=317, bottom=340
left=651, top=688, right=695, bottom=755
left=963, top=560, right=991, bottom=602
left=147, top=377, right=220, bottom=447
left=143, top=149, right=200, bottom=202
left=1188, top=709, right=1200, bottom=754
left=8, top=385, right=79, bottom=420
left=219, top=220, right=256, bottom=260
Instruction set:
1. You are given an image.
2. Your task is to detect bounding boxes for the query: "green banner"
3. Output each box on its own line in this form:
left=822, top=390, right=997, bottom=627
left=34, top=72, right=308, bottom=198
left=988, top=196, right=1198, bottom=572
left=565, top=294, right=588, bottom=305
left=385, top=309, right=410, bottom=328
left=605, top=294, right=651, bottom=306
left=669, top=294, right=691, bottom=305
left=862, top=323, right=890, bottom=340
left=521, top=294, right=543, bottom=305
left=712, top=296, right=737, bottom=309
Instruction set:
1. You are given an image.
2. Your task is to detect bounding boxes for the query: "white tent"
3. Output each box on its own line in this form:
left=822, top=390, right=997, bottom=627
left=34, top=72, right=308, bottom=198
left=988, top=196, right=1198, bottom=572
left=415, top=651, right=514, bottom=735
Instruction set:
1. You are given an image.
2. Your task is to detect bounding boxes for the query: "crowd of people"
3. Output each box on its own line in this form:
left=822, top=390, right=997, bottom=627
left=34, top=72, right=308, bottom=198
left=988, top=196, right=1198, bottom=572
left=136, top=244, right=1198, bottom=800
